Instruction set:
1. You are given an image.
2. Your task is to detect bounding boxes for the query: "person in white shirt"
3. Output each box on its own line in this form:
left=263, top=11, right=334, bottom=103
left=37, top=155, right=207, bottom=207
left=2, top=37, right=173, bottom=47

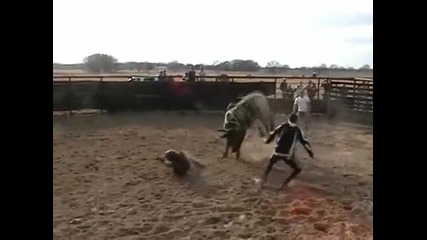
left=293, top=90, right=311, bottom=130
left=198, top=67, right=206, bottom=82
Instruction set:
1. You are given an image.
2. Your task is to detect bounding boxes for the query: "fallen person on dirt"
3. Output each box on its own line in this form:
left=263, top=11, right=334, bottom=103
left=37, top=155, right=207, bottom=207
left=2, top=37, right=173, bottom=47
left=260, top=113, right=314, bottom=190
left=161, top=149, right=205, bottom=176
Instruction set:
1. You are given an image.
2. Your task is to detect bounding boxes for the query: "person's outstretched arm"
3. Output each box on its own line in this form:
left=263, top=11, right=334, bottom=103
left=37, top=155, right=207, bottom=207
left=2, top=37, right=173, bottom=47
left=264, top=123, right=285, bottom=144
left=293, top=97, right=299, bottom=113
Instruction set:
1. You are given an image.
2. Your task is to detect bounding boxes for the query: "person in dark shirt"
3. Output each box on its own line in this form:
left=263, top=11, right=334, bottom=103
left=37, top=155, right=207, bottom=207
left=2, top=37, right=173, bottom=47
left=321, top=79, right=332, bottom=99
left=158, top=70, right=164, bottom=81
left=279, top=78, right=288, bottom=99
left=188, top=67, right=196, bottom=82
left=260, top=113, right=314, bottom=190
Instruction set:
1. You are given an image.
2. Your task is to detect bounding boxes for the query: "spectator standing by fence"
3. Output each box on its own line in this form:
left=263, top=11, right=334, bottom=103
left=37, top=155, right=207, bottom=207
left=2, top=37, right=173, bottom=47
left=305, top=80, right=312, bottom=90
left=188, top=67, right=196, bottom=82
left=198, top=67, right=206, bottom=82
left=321, top=79, right=332, bottom=118
left=279, top=78, right=288, bottom=99
left=306, top=82, right=317, bottom=100
left=285, top=85, right=294, bottom=99
left=163, top=70, right=170, bottom=82
left=293, top=82, right=304, bottom=100
left=158, top=70, right=165, bottom=81
left=321, top=79, right=332, bottom=100
left=293, top=90, right=311, bottom=131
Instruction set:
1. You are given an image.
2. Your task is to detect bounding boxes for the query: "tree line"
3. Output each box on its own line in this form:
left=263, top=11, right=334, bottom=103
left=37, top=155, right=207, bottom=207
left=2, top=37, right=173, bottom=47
left=53, top=53, right=372, bottom=74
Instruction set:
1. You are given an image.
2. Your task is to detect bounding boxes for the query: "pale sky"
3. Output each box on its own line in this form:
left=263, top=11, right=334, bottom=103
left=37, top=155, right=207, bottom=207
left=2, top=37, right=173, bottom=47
left=53, top=0, right=373, bottom=68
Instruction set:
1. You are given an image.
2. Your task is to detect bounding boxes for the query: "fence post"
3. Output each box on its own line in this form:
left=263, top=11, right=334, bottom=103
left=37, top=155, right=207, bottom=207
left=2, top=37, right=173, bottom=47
left=100, top=77, right=104, bottom=83
left=317, top=78, right=320, bottom=99
left=326, top=78, right=331, bottom=118
left=353, top=78, right=356, bottom=110
left=67, top=77, right=72, bottom=116
left=274, top=78, right=277, bottom=99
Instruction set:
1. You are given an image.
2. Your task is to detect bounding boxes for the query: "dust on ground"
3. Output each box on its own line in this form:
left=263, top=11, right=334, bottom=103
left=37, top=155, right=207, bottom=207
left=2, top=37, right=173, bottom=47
left=53, top=112, right=372, bottom=239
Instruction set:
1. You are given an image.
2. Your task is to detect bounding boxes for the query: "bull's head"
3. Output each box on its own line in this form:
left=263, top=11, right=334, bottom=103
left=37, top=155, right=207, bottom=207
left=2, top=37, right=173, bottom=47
left=218, top=112, right=240, bottom=138
left=219, top=103, right=239, bottom=137
left=219, top=116, right=246, bottom=151
left=217, top=128, right=233, bottom=139
left=218, top=102, right=247, bottom=150
left=218, top=126, right=247, bottom=153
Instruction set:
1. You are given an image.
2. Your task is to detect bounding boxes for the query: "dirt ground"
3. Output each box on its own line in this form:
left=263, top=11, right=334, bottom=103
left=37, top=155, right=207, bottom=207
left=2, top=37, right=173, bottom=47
left=53, top=112, right=373, bottom=240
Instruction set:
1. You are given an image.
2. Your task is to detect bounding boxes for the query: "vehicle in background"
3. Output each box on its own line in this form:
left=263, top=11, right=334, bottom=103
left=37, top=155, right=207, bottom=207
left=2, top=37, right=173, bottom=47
left=127, top=76, right=159, bottom=82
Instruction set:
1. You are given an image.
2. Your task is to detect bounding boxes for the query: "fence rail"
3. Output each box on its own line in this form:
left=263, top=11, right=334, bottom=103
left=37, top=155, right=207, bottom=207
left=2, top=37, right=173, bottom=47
left=52, top=74, right=373, bottom=124
left=53, top=80, right=276, bottom=112
left=329, top=78, right=373, bottom=114
left=52, top=75, right=371, bottom=80
left=53, top=75, right=372, bottom=100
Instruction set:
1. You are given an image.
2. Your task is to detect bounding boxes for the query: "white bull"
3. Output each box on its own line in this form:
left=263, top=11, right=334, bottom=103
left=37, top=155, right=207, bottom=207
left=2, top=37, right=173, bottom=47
left=218, top=91, right=275, bottom=159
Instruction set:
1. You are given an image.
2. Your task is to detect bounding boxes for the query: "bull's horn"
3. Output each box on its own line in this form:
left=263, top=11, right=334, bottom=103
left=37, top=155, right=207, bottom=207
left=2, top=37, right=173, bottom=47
left=217, top=129, right=228, bottom=132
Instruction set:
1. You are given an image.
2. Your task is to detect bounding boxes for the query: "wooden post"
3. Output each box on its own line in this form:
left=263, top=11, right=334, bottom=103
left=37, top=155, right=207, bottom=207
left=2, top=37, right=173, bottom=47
left=98, top=79, right=106, bottom=113
left=317, top=78, right=320, bottom=99
left=353, top=78, right=356, bottom=110
left=274, top=78, right=277, bottom=99
left=326, top=78, right=331, bottom=118
left=67, top=77, right=72, bottom=116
